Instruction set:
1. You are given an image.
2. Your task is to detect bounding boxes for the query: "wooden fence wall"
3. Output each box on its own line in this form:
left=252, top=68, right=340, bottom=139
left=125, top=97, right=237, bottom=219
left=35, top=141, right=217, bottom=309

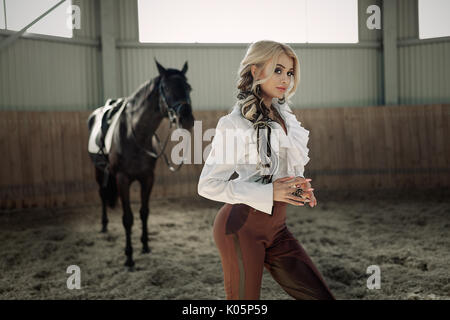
left=0, top=104, right=448, bottom=210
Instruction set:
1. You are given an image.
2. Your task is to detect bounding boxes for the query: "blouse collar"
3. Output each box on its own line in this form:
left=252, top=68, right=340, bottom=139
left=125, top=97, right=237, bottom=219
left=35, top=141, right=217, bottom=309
left=231, top=98, right=310, bottom=174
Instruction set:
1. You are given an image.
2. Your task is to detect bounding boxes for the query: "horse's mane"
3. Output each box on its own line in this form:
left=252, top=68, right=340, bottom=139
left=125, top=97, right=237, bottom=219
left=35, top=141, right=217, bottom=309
left=126, top=70, right=189, bottom=110
left=127, top=77, right=160, bottom=109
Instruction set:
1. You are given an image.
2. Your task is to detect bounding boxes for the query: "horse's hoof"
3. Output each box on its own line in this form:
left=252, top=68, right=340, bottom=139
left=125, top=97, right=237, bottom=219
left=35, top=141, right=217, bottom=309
left=125, top=265, right=135, bottom=272
left=124, top=260, right=135, bottom=269
left=142, top=247, right=151, bottom=254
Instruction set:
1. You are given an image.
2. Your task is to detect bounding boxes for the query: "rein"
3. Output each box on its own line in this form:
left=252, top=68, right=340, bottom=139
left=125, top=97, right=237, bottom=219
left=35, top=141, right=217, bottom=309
left=129, top=76, right=190, bottom=172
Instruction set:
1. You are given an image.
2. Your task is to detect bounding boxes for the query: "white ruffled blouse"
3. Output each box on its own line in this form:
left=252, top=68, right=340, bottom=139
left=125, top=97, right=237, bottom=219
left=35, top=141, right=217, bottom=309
left=197, top=98, right=310, bottom=215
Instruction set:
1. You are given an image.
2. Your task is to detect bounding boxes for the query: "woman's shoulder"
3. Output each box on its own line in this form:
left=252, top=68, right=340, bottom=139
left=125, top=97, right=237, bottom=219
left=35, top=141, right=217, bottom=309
left=216, top=103, right=252, bottom=130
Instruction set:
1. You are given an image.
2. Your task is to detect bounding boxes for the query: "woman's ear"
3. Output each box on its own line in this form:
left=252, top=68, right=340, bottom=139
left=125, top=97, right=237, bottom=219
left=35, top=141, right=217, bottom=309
left=251, top=65, right=257, bottom=79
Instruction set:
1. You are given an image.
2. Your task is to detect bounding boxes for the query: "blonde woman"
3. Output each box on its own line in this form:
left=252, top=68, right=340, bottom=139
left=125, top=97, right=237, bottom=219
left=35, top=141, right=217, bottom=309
left=198, top=40, right=335, bottom=300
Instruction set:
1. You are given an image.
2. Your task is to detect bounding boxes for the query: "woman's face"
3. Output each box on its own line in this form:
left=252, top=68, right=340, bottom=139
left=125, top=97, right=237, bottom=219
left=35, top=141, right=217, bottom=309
left=251, top=53, right=294, bottom=102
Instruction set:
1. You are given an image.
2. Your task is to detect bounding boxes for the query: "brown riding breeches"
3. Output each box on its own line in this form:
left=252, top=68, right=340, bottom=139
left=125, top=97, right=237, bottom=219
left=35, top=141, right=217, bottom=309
left=213, top=201, right=336, bottom=300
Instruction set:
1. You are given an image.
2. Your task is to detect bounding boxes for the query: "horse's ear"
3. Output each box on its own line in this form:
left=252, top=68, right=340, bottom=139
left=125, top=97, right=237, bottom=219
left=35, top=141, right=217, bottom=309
left=154, top=58, right=166, bottom=75
left=181, top=61, right=188, bottom=75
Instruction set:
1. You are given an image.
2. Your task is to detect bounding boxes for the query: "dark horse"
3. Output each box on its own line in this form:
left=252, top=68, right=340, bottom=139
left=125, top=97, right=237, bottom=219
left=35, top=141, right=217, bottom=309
left=87, top=59, right=194, bottom=269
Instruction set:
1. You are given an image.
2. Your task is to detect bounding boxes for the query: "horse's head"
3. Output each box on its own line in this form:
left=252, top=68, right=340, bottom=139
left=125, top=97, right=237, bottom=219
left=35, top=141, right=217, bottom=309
left=155, top=59, right=195, bottom=131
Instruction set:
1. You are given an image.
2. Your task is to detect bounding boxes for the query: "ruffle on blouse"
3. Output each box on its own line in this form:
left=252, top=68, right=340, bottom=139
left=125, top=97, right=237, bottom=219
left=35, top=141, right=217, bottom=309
left=231, top=99, right=310, bottom=177
left=273, top=100, right=310, bottom=176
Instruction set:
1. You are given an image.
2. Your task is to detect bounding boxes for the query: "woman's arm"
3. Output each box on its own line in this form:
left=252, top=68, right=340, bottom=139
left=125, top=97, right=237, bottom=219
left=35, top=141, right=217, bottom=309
left=197, top=116, right=274, bottom=214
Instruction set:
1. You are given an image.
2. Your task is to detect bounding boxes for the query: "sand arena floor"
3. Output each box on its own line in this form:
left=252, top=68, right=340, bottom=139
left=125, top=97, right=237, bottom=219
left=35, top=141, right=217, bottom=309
left=0, top=189, right=449, bottom=300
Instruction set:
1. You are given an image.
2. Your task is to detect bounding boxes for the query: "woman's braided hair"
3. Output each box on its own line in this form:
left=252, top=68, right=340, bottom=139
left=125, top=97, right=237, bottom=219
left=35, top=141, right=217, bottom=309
left=236, top=71, right=285, bottom=184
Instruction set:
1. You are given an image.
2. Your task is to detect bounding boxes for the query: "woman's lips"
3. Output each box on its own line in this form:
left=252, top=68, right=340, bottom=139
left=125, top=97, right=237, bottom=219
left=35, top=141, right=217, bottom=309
left=277, top=87, right=286, bottom=91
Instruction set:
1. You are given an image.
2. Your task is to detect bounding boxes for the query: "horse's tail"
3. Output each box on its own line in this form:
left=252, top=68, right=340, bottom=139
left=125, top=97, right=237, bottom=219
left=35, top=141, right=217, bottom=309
left=103, top=170, right=118, bottom=209
left=96, top=167, right=118, bottom=209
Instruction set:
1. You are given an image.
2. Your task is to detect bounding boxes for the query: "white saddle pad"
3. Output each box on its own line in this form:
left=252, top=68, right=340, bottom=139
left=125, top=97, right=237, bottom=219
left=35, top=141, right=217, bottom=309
left=88, top=102, right=126, bottom=155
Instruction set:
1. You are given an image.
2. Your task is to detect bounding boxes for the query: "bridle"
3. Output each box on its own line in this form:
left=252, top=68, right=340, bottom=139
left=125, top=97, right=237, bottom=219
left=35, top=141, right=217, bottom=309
left=158, top=75, right=191, bottom=126
left=131, top=75, right=192, bottom=172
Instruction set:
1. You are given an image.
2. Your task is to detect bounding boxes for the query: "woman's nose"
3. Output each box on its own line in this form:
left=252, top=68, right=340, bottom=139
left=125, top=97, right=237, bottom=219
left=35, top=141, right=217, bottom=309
left=281, top=73, right=289, bottom=84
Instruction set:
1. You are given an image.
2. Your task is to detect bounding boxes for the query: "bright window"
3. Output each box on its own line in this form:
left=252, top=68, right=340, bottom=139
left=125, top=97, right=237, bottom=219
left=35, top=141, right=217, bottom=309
left=418, top=0, right=450, bottom=39
left=137, top=0, right=358, bottom=43
left=2, top=0, right=73, bottom=38
left=1, top=1, right=5, bottom=29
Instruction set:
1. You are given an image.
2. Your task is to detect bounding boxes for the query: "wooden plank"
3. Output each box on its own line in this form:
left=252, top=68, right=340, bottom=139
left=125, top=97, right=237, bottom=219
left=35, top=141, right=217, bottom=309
left=10, top=111, right=23, bottom=209
left=18, top=112, right=32, bottom=208
left=377, top=106, right=389, bottom=189
left=381, top=106, right=395, bottom=189
left=71, top=111, right=84, bottom=205
left=390, top=106, right=404, bottom=189
left=79, top=111, right=97, bottom=205
left=335, top=108, right=348, bottom=190
left=368, top=107, right=380, bottom=189
left=408, top=106, right=423, bottom=189
left=341, top=107, right=354, bottom=190
left=0, top=113, right=11, bottom=209
left=415, top=106, right=430, bottom=189
left=27, top=112, right=42, bottom=207
left=403, top=105, right=416, bottom=188
left=443, top=104, right=450, bottom=187
left=52, top=112, right=67, bottom=207
left=39, top=112, right=53, bottom=208
left=75, top=112, right=86, bottom=204
left=399, top=105, right=412, bottom=189
left=315, top=108, right=328, bottom=190
left=68, top=112, right=82, bottom=205
left=372, top=106, right=384, bottom=189
left=434, top=104, right=446, bottom=188
left=423, top=105, right=438, bottom=188
left=60, top=113, right=73, bottom=206
left=326, top=107, right=340, bottom=191
left=350, top=107, right=364, bottom=190
left=345, top=107, right=355, bottom=189
left=364, top=107, right=376, bottom=189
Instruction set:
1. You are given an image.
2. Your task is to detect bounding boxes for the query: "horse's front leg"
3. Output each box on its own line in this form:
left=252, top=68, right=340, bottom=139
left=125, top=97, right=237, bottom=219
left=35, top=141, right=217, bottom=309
left=116, top=172, right=135, bottom=269
left=139, top=172, right=155, bottom=254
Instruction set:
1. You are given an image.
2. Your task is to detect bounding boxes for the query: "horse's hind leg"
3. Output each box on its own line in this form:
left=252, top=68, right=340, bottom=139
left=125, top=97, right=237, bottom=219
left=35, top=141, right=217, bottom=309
left=116, top=172, right=135, bottom=269
left=139, top=172, right=155, bottom=254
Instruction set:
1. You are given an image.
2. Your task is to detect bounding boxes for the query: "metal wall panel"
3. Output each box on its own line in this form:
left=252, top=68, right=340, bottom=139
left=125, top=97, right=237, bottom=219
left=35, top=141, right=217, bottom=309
left=115, top=45, right=383, bottom=110
left=1, top=0, right=449, bottom=111
left=399, top=41, right=450, bottom=105
left=0, top=35, right=102, bottom=110
left=117, top=0, right=138, bottom=41
left=398, top=0, right=418, bottom=40
left=398, top=0, right=450, bottom=104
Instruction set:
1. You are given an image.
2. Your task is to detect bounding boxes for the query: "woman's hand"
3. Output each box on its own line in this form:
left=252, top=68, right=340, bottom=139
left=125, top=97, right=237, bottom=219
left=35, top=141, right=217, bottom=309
left=307, top=191, right=317, bottom=208
left=293, top=177, right=317, bottom=208
left=273, top=176, right=314, bottom=206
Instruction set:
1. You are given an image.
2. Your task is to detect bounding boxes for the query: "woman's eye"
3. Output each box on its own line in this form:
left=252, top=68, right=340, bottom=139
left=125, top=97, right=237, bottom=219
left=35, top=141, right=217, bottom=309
left=275, top=68, right=294, bottom=77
